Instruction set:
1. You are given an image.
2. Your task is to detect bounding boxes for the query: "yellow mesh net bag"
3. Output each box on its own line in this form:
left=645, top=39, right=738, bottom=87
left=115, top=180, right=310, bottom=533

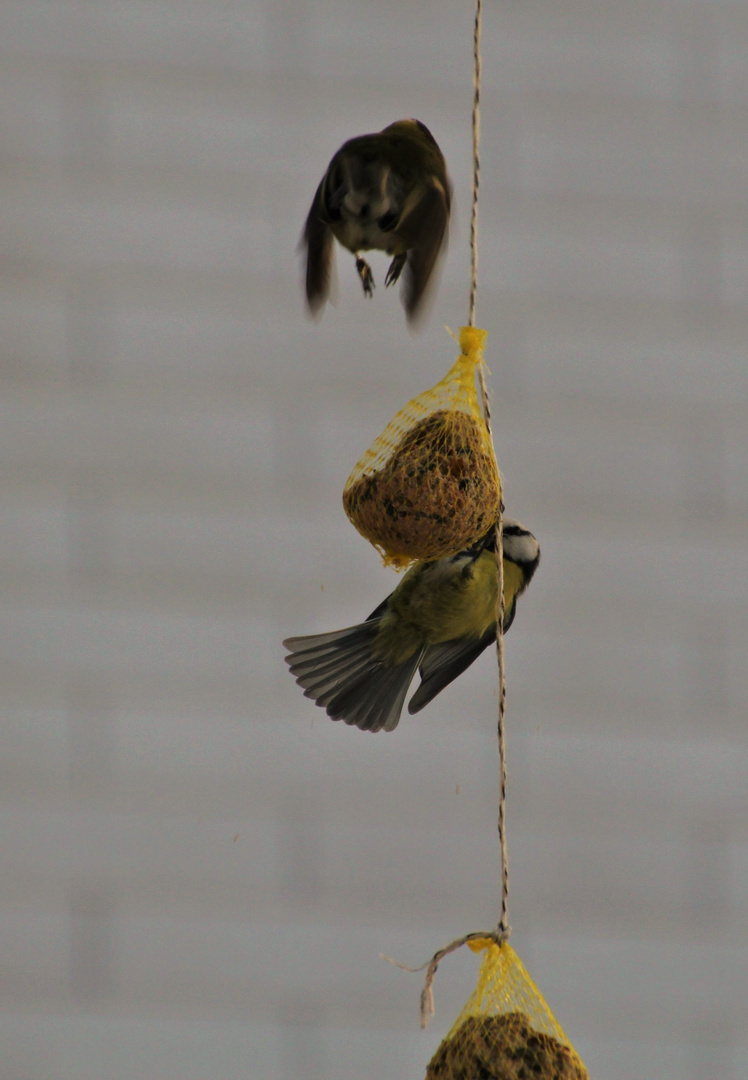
left=343, top=326, right=501, bottom=569
left=425, top=939, right=588, bottom=1080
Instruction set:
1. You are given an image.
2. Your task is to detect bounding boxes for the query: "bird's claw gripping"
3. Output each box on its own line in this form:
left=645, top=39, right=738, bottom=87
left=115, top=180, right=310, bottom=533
left=385, top=253, right=407, bottom=288
left=355, top=256, right=375, bottom=298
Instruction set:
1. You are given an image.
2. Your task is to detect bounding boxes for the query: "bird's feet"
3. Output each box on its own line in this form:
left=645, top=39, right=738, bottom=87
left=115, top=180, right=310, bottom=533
left=384, top=253, right=407, bottom=287
left=355, top=256, right=375, bottom=298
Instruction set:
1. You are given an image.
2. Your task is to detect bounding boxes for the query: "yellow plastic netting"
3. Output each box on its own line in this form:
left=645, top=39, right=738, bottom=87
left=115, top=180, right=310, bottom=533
left=425, top=940, right=588, bottom=1080
left=343, top=326, right=501, bottom=569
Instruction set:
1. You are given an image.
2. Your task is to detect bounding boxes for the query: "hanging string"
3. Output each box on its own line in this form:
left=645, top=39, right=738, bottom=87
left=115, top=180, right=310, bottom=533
left=468, top=0, right=510, bottom=941
left=382, top=0, right=510, bottom=1024
left=467, top=0, right=481, bottom=329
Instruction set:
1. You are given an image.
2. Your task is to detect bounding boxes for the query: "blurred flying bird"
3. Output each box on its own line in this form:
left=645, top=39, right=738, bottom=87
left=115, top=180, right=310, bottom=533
left=302, top=119, right=451, bottom=322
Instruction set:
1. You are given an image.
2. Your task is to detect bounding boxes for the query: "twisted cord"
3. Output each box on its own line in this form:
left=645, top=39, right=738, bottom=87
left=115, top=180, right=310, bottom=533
left=383, top=1, right=512, bottom=1026
left=468, top=0, right=510, bottom=942
left=467, top=0, right=481, bottom=328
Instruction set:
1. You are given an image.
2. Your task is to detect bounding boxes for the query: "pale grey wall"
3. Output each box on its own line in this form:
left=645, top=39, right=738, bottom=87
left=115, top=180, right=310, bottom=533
left=1, top=2, right=747, bottom=1078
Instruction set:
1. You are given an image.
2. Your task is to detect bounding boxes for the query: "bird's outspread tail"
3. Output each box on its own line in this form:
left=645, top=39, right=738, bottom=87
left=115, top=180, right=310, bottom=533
left=283, top=621, right=421, bottom=733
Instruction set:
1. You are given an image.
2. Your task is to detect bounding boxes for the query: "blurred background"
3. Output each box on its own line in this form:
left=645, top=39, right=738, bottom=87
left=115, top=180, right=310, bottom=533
left=1, top=1, right=747, bottom=1078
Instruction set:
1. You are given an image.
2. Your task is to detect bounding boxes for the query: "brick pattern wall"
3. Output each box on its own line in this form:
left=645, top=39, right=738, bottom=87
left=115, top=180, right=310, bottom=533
left=1, top=3, right=747, bottom=1078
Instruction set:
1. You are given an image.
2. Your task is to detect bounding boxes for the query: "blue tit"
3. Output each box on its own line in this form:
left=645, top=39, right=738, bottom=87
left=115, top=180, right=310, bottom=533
left=283, top=519, right=540, bottom=733
left=302, top=118, right=451, bottom=322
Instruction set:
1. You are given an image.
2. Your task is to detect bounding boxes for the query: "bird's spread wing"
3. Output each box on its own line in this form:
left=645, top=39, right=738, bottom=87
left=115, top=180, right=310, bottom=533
left=407, top=630, right=494, bottom=715
left=400, top=181, right=449, bottom=318
left=302, top=179, right=335, bottom=314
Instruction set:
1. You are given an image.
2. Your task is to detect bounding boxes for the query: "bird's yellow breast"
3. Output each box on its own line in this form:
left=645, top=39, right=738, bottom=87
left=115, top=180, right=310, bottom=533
left=373, top=550, right=523, bottom=666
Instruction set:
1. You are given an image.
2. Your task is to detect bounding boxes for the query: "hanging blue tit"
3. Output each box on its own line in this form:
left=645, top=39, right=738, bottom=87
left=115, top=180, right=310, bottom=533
left=283, top=520, right=540, bottom=734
